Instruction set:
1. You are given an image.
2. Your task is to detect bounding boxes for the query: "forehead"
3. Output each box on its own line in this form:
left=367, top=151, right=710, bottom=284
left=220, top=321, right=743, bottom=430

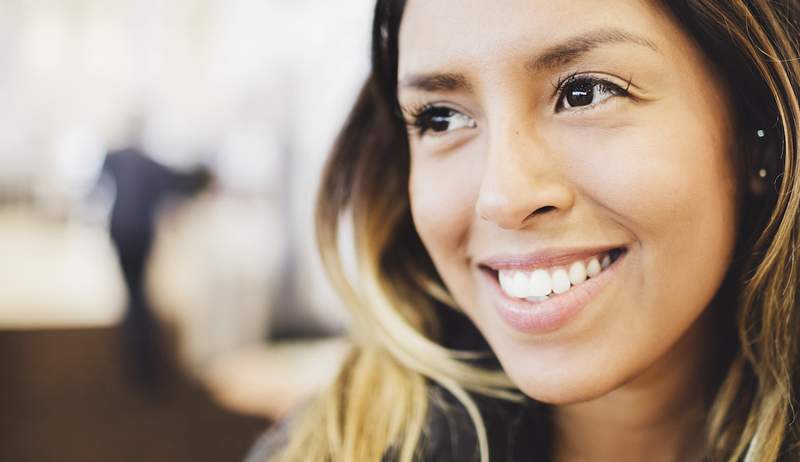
left=398, top=0, right=675, bottom=77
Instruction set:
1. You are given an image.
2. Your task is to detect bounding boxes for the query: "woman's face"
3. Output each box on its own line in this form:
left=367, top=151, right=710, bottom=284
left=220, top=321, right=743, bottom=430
left=399, top=0, right=738, bottom=403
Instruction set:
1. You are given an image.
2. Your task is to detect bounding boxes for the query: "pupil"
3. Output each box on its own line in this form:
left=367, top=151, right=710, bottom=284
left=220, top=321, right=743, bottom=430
left=566, top=81, right=594, bottom=107
left=430, top=108, right=454, bottom=131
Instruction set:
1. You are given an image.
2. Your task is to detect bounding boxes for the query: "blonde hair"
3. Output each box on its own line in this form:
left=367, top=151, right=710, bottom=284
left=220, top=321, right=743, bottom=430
left=273, top=1, right=800, bottom=460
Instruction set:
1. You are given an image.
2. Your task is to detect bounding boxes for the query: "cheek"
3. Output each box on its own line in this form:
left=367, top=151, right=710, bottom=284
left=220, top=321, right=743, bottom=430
left=566, top=118, right=738, bottom=259
left=408, top=149, right=481, bottom=253
left=408, top=149, right=483, bottom=291
left=564, top=117, right=738, bottom=320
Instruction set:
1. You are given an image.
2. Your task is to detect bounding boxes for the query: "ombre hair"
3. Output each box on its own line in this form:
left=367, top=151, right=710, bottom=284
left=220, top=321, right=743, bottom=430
left=271, top=1, right=800, bottom=460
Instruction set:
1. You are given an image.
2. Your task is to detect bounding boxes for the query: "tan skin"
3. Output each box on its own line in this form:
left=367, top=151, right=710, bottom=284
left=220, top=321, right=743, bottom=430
left=397, top=1, right=738, bottom=460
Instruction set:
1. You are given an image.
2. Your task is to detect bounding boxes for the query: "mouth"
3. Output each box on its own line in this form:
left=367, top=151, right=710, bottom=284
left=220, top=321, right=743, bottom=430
left=480, top=247, right=626, bottom=301
left=478, top=246, right=628, bottom=334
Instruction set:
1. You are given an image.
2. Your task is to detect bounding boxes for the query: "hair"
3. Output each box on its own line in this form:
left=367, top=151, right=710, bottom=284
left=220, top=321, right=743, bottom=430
left=271, top=1, right=800, bottom=460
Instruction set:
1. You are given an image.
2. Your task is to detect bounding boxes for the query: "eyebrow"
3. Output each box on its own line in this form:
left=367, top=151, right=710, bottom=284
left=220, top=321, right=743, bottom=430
left=527, top=28, right=658, bottom=71
left=399, top=72, right=471, bottom=93
left=398, top=27, right=659, bottom=92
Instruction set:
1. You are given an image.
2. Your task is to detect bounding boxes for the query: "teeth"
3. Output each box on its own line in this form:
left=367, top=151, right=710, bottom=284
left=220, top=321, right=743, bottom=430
left=586, top=257, right=601, bottom=277
left=551, top=268, right=571, bottom=294
left=512, top=271, right=529, bottom=298
left=568, top=261, right=587, bottom=285
left=497, top=250, right=619, bottom=301
left=499, top=271, right=512, bottom=293
left=529, top=269, right=552, bottom=297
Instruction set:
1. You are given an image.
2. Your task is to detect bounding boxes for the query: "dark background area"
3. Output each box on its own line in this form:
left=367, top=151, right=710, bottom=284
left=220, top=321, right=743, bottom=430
left=0, top=327, right=268, bottom=462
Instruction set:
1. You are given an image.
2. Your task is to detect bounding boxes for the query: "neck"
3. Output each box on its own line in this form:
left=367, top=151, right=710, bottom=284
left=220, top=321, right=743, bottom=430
left=552, top=312, right=715, bottom=462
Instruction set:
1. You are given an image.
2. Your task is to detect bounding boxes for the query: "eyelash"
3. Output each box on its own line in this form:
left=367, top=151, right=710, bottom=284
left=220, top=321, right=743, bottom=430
left=404, top=104, right=472, bottom=138
left=552, top=72, right=632, bottom=112
left=403, top=73, right=633, bottom=138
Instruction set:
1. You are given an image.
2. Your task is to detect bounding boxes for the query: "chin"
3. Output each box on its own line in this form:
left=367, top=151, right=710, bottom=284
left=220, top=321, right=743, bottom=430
left=503, top=365, right=617, bottom=405
left=486, top=334, right=640, bottom=406
left=515, top=376, right=619, bottom=405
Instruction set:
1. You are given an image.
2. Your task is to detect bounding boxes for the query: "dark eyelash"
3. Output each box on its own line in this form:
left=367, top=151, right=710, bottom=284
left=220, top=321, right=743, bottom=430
left=401, top=102, right=428, bottom=127
left=401, top=73, right=633, bottom=137
left=401, top=103, right=447, bottom=137
left=552, top=72, right=633, bottom=111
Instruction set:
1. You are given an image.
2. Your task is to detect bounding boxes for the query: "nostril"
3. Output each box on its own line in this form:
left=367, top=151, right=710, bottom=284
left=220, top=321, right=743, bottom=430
left=522, top=205, right=558, bottom=224
left=533, top=205, right=557, bottom=215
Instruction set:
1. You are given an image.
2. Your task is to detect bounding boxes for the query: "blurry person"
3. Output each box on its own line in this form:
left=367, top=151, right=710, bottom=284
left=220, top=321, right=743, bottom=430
left=249, top=0, right=800, bottom=461
left=102, top=120, right=210, bottom=388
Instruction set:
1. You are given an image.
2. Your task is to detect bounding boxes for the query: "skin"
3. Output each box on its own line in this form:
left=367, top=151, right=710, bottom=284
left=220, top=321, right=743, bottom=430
left=397, top=0, right=738, bottom=460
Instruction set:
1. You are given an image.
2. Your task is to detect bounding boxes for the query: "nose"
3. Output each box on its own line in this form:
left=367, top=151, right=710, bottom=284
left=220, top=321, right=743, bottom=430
left=475, top=124, right=575, bottom=230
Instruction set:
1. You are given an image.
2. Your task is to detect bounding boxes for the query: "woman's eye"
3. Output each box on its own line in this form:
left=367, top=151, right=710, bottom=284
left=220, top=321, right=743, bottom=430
left=410, top=106, right=476, bottom=137
left=557, top=77, right=628, bottom=111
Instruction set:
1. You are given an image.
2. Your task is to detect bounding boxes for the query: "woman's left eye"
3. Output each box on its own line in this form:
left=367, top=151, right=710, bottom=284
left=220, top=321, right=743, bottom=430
left=556, top=76, right=629, bottom=111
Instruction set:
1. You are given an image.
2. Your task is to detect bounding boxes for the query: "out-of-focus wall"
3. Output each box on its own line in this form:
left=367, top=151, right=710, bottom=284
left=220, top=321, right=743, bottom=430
left=0, top=5, right=380, bottom=456
left=0, top=0, right=374, bottom=352
left=0, top=5, right=380, bottom=429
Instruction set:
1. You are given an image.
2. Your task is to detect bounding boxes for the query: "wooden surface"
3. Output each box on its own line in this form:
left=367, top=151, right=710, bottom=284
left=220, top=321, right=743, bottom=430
left=0, top=327, right=269, bottom=462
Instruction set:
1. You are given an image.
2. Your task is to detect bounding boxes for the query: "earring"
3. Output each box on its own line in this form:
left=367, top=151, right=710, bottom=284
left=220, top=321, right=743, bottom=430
left=750, top=128, right=770, bottom=195
left=756, top=128, right=768, bottom=180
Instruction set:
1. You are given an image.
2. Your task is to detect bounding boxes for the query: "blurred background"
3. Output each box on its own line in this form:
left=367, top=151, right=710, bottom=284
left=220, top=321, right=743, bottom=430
left=0, top=0, right=372, bottom=460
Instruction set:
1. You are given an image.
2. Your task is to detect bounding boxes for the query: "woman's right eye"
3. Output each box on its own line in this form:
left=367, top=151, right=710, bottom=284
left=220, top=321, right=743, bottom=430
left=408, top=105, right=476, bottom=137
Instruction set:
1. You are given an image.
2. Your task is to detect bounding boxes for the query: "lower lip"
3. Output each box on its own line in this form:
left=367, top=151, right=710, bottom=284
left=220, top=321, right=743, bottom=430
left=483, top=251, right=626, bottom=334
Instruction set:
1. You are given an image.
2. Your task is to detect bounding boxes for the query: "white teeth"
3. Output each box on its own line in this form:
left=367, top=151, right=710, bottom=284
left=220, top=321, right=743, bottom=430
left=499, top=271, right=514, bottom=295
left=551, top=268, right=571, bottom=294
left=512, top=271, right=529, bottom=298
left=496, top=251, right=617, bottom=301
left=586, top=257, right=601, bottom=277
left=529, top=269, right=552, bottom=297
left=568, top=261, right=587, bottom=285
left=499, top=271, right=508, bottom=287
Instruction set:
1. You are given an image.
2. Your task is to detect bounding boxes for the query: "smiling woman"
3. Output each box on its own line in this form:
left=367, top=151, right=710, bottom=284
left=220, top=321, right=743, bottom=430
left=255, top=1, right=800, bottom=461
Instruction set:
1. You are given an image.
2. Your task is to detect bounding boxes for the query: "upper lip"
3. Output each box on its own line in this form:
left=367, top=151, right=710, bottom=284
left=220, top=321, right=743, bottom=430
left=477, top=245, right=626, bottom=271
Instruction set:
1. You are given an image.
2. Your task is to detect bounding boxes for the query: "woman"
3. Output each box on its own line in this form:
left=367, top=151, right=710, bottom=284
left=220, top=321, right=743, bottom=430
left=253, top=0, right=800, bottom=460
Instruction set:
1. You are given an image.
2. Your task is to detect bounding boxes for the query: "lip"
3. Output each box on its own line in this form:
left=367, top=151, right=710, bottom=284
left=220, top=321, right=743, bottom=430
left=478, top=245, right=622, bottom=271
left=481, top=247, right=627, bottom=334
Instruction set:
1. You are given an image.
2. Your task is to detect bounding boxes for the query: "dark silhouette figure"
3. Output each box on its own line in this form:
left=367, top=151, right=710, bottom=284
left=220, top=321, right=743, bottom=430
left=102, top=147, right=210, bottom=388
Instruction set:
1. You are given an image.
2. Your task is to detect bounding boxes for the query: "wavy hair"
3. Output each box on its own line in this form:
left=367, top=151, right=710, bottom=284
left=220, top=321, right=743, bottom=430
left=272, top=1, right=800, bottom=460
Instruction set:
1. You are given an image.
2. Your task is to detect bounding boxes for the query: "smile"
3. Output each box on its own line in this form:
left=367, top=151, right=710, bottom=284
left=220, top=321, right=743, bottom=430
left=497, top=248, right=625, bottom=301
left=479, top=246, right=628, bottom=334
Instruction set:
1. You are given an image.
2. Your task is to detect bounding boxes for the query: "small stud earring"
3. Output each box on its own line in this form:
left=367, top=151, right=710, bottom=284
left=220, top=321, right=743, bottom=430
left=755, top=128, right=769, bottom=179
